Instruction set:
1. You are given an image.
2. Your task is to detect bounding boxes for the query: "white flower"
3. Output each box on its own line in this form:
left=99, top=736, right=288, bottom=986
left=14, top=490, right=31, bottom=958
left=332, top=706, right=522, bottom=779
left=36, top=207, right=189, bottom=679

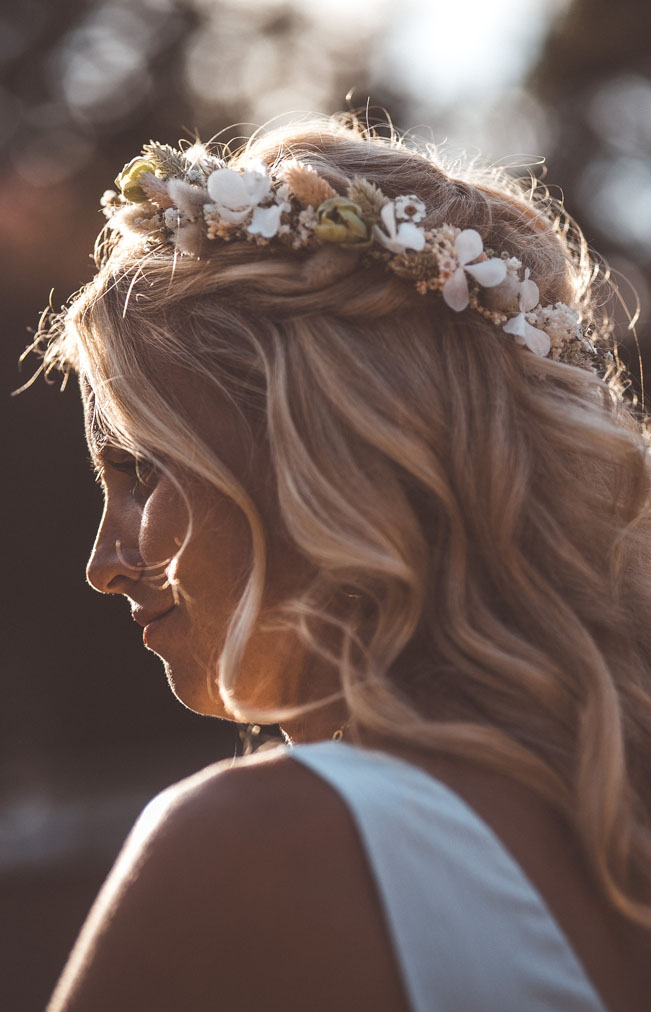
left=442, top=230, right=507, bottom=311
left=373, top=201, right=426, bottom=254
left=206, top=159, right=272, bottom=224
left=248, top=204, right=282, bottom=238
left=394, top=194, right=426, bottom=222
left=503, top=269, right=550, bottom=357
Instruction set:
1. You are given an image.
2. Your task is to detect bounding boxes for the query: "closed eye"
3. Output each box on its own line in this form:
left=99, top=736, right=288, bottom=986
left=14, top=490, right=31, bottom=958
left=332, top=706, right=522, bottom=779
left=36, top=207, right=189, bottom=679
left=90, top=450, right=158, bottom=490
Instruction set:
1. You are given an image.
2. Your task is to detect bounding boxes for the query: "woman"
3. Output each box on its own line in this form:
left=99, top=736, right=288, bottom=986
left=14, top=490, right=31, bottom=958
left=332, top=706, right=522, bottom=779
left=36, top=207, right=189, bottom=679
left=35, top=116, right=651, bottom=1011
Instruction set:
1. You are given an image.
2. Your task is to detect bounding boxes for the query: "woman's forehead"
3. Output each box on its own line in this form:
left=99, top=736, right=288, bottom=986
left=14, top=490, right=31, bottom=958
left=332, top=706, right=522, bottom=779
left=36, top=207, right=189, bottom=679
left=78, top=370, right=255, bottom=473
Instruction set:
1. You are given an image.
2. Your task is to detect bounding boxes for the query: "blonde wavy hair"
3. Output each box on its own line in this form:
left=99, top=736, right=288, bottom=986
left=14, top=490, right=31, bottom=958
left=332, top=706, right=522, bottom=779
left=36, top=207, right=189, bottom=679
left=35, top=115, right=651, bottom=929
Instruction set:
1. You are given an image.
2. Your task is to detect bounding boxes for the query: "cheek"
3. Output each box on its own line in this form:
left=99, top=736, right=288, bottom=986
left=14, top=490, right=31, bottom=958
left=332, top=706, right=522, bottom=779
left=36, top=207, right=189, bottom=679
left=138, top=481, right=189, bottom=568
left=142, top=479, right=254, bottom=620
left=178, top=497, right=252, bottom=610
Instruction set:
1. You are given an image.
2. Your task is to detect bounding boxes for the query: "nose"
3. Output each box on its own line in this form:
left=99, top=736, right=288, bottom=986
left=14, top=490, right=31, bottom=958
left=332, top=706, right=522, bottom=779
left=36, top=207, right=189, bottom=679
left=86, top=501, right=143, bottom=594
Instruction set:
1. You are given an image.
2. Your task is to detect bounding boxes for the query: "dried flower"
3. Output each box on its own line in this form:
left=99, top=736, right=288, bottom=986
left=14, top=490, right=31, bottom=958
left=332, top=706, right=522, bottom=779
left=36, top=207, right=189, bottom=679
left=167, top=179, right=207, bottom=218
left=206, top=160, right=272, bottom=224
left=394, top=194, right=426, bottom=222
left=181, top=142, right=223, bottom=177
left=110, top=203, right=158, bottom=240
left=283, top=161, right=337, bottom=208
left=248, top=204, right=282, bottom=238
left=115, top=158, right=160, bottom=203
left=314, top=197, right=370, bottom=248
left=530, top=302, right=583, bottom=355
left=172, top=222, right=203, bottom=257
left=442, top=230, right=507, bottom=311
left=142, top=141, right=188, bottom=178
left=139, top=174, right=174, bottom=209
left=347, top=176, right=387, bottom=221
left=503, top=269, right=550, bottom=357
left=99, top=139, right=597, bottom=367
left=100, top=189, right=122, bottom=218
left=373, top=201, right=425, bottom=254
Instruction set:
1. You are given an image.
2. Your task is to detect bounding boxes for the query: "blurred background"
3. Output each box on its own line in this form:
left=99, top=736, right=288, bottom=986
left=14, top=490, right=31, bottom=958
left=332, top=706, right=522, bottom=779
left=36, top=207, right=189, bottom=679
left=3, top=0, right=651, bottom=1007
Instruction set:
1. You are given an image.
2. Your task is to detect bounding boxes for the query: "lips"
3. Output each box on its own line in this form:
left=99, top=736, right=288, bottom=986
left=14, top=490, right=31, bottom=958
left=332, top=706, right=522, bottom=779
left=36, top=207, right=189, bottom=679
left=131, top=604, right=177, bottom=647
left=131, top=604, right=176, bottom=629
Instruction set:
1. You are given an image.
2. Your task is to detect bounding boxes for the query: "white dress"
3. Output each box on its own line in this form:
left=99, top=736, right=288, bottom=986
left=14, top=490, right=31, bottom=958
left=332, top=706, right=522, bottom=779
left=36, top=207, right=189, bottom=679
left=291, top=741, right=606, bottom=1012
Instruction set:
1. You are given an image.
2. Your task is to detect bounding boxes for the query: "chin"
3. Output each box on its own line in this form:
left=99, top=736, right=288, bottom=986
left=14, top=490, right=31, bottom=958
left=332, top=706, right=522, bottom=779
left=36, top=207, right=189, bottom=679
left=164, top=661, right=229, bottom=719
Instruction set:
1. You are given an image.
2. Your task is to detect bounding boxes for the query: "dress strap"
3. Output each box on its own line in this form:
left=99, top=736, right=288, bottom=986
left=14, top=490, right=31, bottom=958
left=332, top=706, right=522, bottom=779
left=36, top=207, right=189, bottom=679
left=291, top=741, right=606, bottom=1012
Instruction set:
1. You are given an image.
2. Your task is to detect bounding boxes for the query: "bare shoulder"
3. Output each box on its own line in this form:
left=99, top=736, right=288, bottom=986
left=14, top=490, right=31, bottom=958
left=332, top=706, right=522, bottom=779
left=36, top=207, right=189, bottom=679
left=135, top=746, right=361, bottom=895
left=48, top=748, right=408, bottom=1012
left=153, top=743, right=344, bottom=850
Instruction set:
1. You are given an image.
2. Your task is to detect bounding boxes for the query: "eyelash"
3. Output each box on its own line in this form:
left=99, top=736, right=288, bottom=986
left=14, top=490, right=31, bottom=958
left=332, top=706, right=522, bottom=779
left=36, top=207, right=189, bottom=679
left=92, top=453, right=157, bottom=489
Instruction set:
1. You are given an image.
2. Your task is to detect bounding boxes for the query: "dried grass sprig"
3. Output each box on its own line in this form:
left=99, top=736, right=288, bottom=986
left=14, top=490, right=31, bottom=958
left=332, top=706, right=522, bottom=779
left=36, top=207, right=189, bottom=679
left=142, top=141, right=188, bottom=178
left=283, top=161, right=337, bottom=208
left=348, top=176, right=388, bottom=221
left=139, top=174, right=174, bottom=209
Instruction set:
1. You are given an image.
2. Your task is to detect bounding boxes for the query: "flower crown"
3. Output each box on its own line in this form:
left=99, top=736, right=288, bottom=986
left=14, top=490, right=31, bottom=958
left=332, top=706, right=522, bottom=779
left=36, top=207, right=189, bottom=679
left=101, top=140, right=602, bottom=366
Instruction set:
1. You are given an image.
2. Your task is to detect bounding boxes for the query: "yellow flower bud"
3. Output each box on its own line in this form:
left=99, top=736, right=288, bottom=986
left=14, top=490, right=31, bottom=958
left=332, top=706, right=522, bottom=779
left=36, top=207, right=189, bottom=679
left=314, top=197, right=371, bottom=248
left=115, top=157, right=159, bottom=203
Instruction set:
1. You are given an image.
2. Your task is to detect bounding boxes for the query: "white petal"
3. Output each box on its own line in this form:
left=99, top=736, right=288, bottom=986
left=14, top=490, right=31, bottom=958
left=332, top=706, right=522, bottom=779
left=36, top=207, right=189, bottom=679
left=207, top=168, right=251, bottom=209
left=242, top=161, right=272, bottom=204
left=215, top=204, right=250, bottom=224
left=504, top=315, right=551, bottom=356
left=455, top=229, right=483, bottom=266
left=373, top=224, right=407, bottom=253
left=519, top=321, right=551, bottom=357
left=503, top=312, right=527, bottom=338
left=248, top=204, right=281, bottom=238
left=520, top=277, right=540, bottom=313
left=443, top=267, right=470, bottom=311
left=379, top=201, right=398, bottom=238
left=464, top=257, right=507, bottom=288
left=395, top=222, right=426, bottom=251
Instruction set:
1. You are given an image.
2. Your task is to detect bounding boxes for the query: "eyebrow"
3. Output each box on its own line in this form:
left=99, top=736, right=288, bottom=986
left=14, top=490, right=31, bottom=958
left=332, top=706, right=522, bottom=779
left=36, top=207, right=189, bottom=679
left=88, top=429, right=111, bottom=459
left=84, top=392, right=115, bottom=459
